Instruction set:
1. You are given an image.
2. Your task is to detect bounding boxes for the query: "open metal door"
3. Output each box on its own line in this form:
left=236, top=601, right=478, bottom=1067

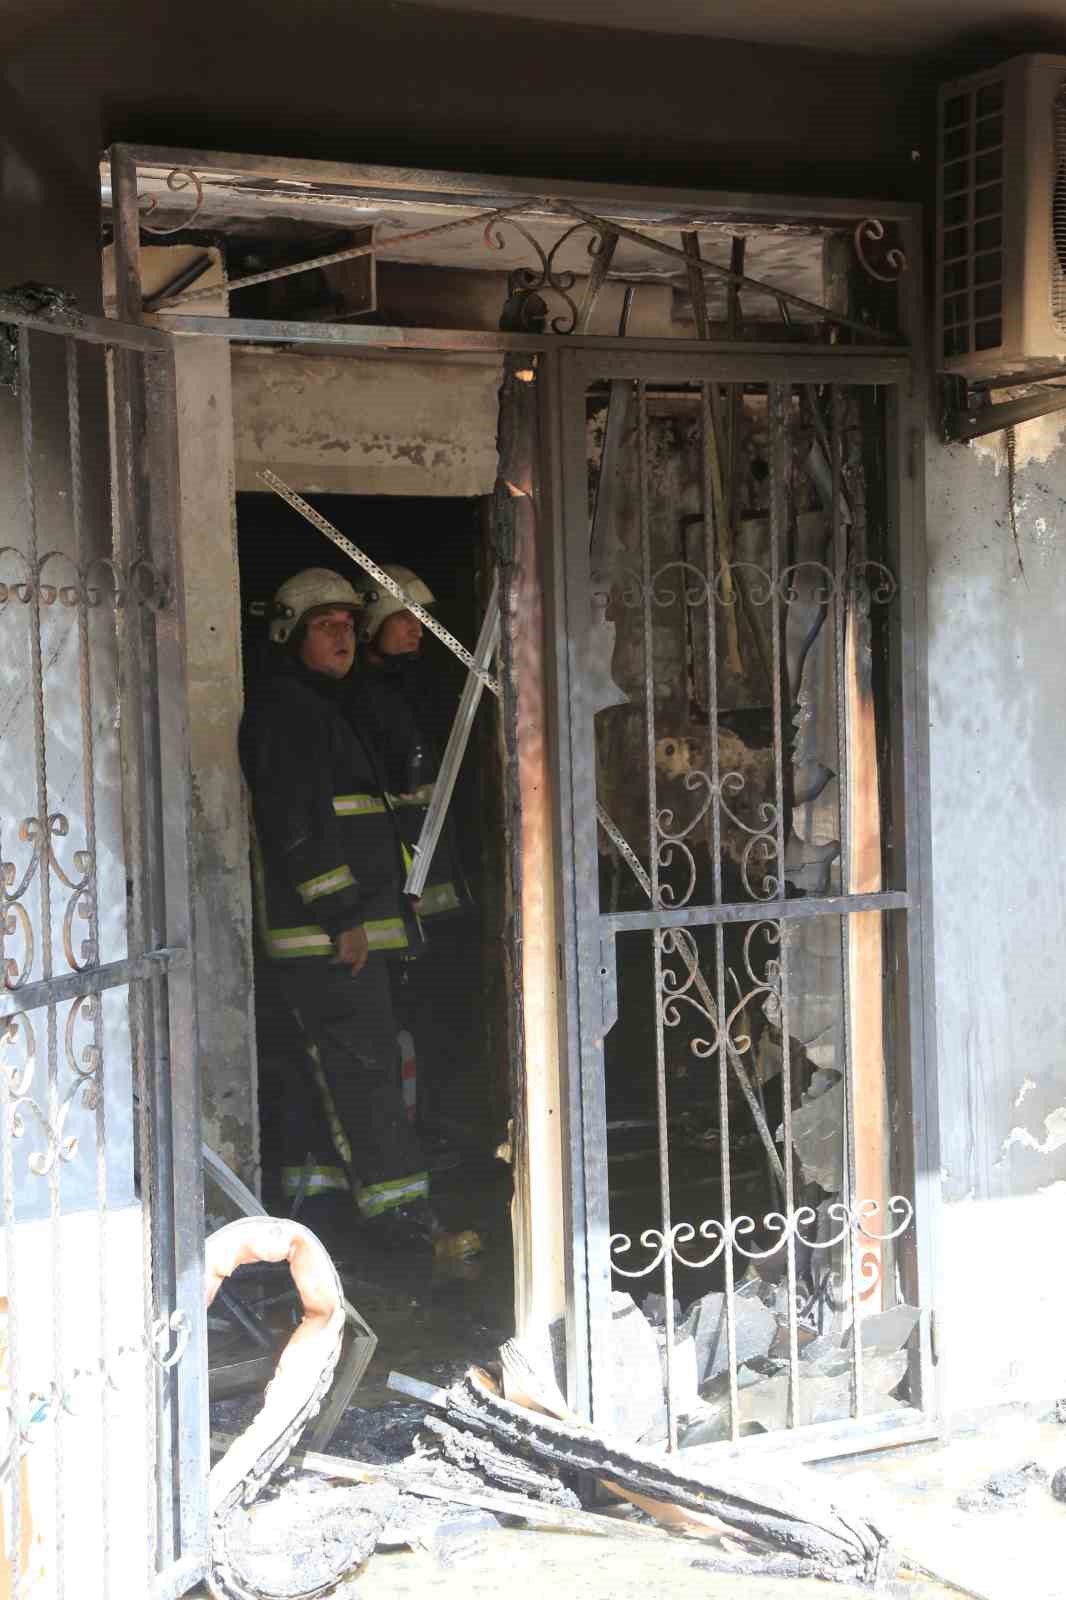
left=0, top=303, right=208, bottom=1598
left=546, top=343, right=938, bottom=1459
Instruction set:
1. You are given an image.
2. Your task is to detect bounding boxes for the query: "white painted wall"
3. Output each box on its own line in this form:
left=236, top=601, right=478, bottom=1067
left=1, top=1208, right=152, bottom=1598
left=925, top=414, right=1066, bottom=1414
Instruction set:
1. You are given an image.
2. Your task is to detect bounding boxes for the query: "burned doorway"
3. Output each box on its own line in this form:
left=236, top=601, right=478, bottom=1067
left=237, top=489, right=514, bottom=1330
left=549, top=347, right=933, bottom=1456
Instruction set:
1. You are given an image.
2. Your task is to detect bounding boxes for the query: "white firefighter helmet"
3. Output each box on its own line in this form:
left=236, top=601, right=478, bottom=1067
left=269, top=567, right=363, bottom=643
left=357, top=564, right=435, bottom=642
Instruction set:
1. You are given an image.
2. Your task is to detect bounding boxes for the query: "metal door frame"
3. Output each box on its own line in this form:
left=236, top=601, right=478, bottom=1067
left=0, top=301, right=209, bottom=1597
left=541, top=336, right=941, bottom=1458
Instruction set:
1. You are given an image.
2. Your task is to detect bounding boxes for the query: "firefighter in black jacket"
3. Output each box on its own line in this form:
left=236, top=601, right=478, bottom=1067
left=240, top=566, right=478, bottom=1254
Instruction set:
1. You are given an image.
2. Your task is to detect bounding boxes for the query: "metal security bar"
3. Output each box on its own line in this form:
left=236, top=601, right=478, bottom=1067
left=0, top=306, right=207, bottom=1597
left=549, top=345, right=933, bottom=1457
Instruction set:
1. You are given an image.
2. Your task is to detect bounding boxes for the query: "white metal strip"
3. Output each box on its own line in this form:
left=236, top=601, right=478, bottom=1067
left=258, top=470, right=501, bottom=696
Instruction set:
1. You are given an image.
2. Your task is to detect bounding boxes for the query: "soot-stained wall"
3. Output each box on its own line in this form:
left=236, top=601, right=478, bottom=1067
left=925, top=414, right=1066, bottom=1410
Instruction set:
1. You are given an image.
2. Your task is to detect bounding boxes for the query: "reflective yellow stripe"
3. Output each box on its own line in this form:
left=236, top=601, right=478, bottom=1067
left=357, top=1171, right=430, bottom=1218
left=333, top=793, right=386, bottom=816
left=251, top=802, right=405, bottom=959
left=297, top=864, right=355, bottom=904
left=250, top=823, right=272, bottom=945
left=304, top=1041, right=354, bottom=1169
left=281, top=1164, right=349, bottom=1197
left=265, top=925, right=335, bottom=958
left=365, top=917, right=408, bottom=952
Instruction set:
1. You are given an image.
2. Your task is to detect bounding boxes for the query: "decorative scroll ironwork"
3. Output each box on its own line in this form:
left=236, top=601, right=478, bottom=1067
left=0, top=550, right=169, bottom=614
left=604, top=548, right=899, bottom=906
left=609, top=1196, right=914, bottom=1278
left=854, top=218, right=908, bottom=285
left=140, top=167, right=206, bottom=235
left=0, top=994, right=105, bottom=1176
left=153, top=180, right=905, bottom=344
left=623, top=555, right=897, bottom=614
left=486, top=218, right=604, bottom=334
left=575, top=369, right=922, bottom=1450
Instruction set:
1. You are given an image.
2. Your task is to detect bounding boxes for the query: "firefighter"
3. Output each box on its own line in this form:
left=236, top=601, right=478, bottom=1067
left=349, top=566, right=471, bottom=1148
left=240, top=566, right=478, bottom=1255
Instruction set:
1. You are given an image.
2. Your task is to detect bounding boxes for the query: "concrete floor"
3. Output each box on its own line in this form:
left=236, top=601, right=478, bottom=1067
left=291, top=1401, right=1065, bottom=1600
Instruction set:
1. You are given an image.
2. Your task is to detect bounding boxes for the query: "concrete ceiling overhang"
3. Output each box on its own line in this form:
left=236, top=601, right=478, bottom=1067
left=401, top=0, right=1066, bottom=56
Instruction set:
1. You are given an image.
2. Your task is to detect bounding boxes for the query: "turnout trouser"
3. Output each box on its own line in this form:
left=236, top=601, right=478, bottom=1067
left=277, top=955, right=429, bottom=1218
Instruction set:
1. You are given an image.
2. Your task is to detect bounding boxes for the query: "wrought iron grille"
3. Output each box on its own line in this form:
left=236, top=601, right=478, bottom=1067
left=0, top=305, right=207, bottom=1598
left=550, top=348, right=929, bottom=1455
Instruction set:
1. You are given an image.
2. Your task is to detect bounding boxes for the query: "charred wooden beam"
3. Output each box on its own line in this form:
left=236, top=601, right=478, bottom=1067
left=395, top=1368, right=891, bottom=1583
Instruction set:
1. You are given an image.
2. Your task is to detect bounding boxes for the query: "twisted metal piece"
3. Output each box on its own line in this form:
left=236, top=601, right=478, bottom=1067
left=139, top=168, right=206, bottom=235
left=854, top=219, right=908, bottom=285
left=485, top=218, right=603, bottom=334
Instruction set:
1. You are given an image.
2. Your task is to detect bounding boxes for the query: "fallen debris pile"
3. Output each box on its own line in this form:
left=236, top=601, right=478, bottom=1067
left=203, top=1219, right=915, bottom=1598
left=641, top=1285, right=921, bottom=1447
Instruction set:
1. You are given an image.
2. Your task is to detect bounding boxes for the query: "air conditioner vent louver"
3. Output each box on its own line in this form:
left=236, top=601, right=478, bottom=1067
left=1052, top=83, right=1066, bottom=331
left=937, top=55, right=1066, bottom=376
left=939, top=76, right=1005, bottom=363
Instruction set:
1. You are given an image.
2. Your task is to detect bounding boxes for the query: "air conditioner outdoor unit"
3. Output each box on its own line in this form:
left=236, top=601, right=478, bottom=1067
left=937, top=52, right=1066, bottom=378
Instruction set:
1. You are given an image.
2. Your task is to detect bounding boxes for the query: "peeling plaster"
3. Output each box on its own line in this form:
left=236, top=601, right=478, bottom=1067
left=1002, top=1105, right=1066, bottom=1157
left=1013, top=1075, right=1036, bottom=1108
left=971, top=404, right=1066, bottom=472
left=233, top=350, right=502, bottom=498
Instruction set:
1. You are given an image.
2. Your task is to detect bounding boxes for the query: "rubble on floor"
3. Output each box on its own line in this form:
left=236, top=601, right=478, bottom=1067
left=956, top=1460, right=1047, bottom=1514
left=636, top=1283, right=920, bottom=1449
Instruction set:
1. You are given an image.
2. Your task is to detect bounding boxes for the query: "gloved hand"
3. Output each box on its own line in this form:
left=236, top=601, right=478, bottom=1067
left=396, top=782, right=435, bottom=807
left=331, top=925, right=369, bottom=976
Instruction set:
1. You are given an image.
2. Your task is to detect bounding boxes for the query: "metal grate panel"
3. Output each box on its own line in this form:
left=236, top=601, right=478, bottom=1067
left=939, top=77, right=1005, bottom=362
left=551, top=349, right=933, bottom=1455
left=0, top=305, right=207, bottom=1599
